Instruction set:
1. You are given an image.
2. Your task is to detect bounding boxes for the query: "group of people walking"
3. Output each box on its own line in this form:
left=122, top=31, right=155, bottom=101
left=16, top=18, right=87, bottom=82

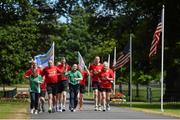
left=24, top=56, right=114, bottom=114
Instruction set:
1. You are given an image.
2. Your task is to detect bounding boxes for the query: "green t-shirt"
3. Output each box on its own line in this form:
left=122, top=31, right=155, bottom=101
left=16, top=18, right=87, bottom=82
left=67, top=70, right=82, bottom=85
left=28, top=75, right=42, bottom=93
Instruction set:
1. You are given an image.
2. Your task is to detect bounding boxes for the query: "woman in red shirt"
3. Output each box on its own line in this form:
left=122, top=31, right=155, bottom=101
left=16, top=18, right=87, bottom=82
left=99, top=61, right=114, bottom=112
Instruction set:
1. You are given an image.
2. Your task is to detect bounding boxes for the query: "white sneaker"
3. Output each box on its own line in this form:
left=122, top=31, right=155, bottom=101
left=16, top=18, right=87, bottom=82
left=106, top=105, right=110, bottom=111
left=98, top=106, right=102, bottom=111
left=103, top=107, right=106, bottom=112
left=30, top=109, right=34, bottom=114
left=34, top=110, right=38, bottom=114
left=62, top=105, right=66, bottom=112
left=94, top=106, right=98, bottom=111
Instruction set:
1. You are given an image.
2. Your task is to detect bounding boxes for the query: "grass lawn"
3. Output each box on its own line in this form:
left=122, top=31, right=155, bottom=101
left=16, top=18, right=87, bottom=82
left=0, top=102, right=29, bottom=119
left=119, top=102, right=180, bottom=118
left=84, top=92, right=93, bottom=99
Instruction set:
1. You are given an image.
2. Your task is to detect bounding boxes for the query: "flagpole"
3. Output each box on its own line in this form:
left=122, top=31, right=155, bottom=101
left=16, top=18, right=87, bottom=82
left=52, top=42, right=55, bottom=64
left=130, top=34, right=133, bottom=107
left=108, top=54, right=110, bottom=68
left=113, top=47, right=116, bottom=94
left=161, top=5, right=165, bottom=112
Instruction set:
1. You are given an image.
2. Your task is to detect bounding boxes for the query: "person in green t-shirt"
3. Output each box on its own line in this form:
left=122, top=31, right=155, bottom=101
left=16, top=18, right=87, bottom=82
left=66, top=64, right=82, bottom=112
left=27, top=66, right=43, bottom=114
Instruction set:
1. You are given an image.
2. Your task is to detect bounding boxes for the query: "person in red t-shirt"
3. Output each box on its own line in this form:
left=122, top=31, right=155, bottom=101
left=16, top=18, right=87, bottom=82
left=90, top=56, right=104, bottom=111
left=56, top=57, right=71, bottom=112
left=24, top=61, right=42, bottom=78
left=78, top=66, right=90, bottom=111
left=42, top=60, right=61, bottom=113
left=99, top=61, right=114, bottom=112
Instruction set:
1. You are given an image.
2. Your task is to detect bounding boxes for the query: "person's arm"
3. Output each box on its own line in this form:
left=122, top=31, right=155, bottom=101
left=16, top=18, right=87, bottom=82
left=106, top=70, right=114, bottom=81
left=64, top=71, right=70, bottom=76
left=74, top=71, right=83, bottom=81
left=24, top=69, right=32, bottom=79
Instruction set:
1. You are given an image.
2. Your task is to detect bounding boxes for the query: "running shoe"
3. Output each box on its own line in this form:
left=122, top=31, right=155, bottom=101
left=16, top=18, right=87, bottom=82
left=34, top=110, right=38, bottom=114
left=94, top=106, right=98, bottom=111
left=48, top=108, right=52, bottom=113
left=106, top=104, right=110, bottom=111
left=62, top=105, right=66, bottom=112
left=98, top=105, right=102, bottom=111
left=30, top=109, right=34, bottom=114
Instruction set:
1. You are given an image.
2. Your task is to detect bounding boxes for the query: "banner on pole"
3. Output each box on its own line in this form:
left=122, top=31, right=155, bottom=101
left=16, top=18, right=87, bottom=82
left=34, top=42, right=54, bottom=68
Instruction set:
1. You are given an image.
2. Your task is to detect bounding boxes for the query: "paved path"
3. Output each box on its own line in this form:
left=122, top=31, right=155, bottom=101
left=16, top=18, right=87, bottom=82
left=30, top=100, right=176, bottom=119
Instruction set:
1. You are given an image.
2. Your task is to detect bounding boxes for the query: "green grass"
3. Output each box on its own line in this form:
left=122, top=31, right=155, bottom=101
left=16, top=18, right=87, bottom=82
left=119, top=102, right=180, bottom=118
left=0, top=102, right=29, bottom=119
left=84, top=92, right=93, bottom=99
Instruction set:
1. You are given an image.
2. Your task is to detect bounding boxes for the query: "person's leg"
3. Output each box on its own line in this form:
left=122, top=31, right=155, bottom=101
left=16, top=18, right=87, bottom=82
left=62, top=91, right=66, bottom=110
left=48, top=93, right=53, bottom=112
left=30, top=92, right=35, bottom=114
left=34, top=93, right=40, bottom=114
left=98, top=83, right=102, bottom=111
left=74, top=84, right=80, bottom=110
left=62, top=80, right=68, bottom=111
left=52, top=84, right=57, bottom=112
left=39, top=96, right=45, bottom=112
left=93, top=82, right=98, bottom=110
left=79, top=93, right=83, bottom=110
left=69, top=84, right=74, bottom=111
left=102, top=91, right=106, bottom=111
left=106, top=89, right=111, bottom=111
left=98, top=91, right=102, bottom=111
left=79, top=85, right=85, bottom=110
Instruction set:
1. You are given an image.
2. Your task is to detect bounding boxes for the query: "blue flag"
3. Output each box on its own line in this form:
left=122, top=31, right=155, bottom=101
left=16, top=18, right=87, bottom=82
left=34, top=42, right=54, bottom=68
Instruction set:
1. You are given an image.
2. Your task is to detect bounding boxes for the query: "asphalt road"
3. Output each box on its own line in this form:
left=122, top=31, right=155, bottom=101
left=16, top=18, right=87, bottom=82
left=30, top=100, right=177, bottom=119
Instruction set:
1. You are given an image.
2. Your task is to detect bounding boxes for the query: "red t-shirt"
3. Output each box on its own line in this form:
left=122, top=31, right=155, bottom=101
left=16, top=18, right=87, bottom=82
left=99, top=69, right=114, bottom=89
left=90, top=63, right=104, bottom=82
left=24, top=67, right=42, bottom=78
left=57, top=63, right=71, bottom=81
left=80, top=70, right=88, bottom=85
left=42, top=66, right=61, bottom=84
left=40, top=79, right=46, bottom=92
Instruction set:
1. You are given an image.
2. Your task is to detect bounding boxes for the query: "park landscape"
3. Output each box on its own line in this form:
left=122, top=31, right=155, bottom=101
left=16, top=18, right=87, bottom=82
left=0, top=0, right=180, bottom=119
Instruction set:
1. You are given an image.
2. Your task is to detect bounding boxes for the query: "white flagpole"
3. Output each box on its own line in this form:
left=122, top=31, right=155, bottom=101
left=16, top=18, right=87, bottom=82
left=161, top=5, right=165, bottom=112
left=113, top=47, right=116, bottom=94
left=52, top=42, right=55, bottom=63
left=88, top=63, right=91, bottom=96
left=130, top=34, right=133, bottom=107
left=108, top=54, right=110, bottom=68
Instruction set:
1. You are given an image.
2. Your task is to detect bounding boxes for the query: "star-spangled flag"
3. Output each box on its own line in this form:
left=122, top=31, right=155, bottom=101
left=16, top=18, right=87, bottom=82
left=149, top=17, right=162, bottom=58
left=114, top=43, right=130, bottom=71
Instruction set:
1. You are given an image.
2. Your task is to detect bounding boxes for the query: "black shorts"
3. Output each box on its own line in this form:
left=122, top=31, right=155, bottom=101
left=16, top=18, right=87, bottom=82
left=101, top=88, right=112, bottom=93
left=92, top=81, right=101, bottom=91
left=58, top=80, right=68, bottom=93
left=40, top=91, right=46, bottom=97
left=47, top=83, right=57, bottom=95
left=80, top=85, right=86, bottom=94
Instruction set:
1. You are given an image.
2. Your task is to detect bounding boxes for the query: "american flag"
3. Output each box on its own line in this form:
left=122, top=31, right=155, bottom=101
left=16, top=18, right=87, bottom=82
left=114, top=43, right=130, bottom=71
left=149, top=21, right=162, bottom=58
